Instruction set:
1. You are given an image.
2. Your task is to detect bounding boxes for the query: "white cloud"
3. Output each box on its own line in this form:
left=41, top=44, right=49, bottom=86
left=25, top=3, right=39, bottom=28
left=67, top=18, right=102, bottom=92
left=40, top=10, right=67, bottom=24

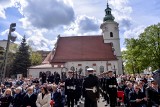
left=26, top=30, right=56, bottom=51
left=0, top=29, right=23, bottom=41
left=124, top=26, right=145, bottom=38
left=16, top=0, right=75, bottom=29
left=63, top=15, right=101, bottom=35
left=0, top=0, right=14, bottom=19
left=109, top=0, right=133, bottom=30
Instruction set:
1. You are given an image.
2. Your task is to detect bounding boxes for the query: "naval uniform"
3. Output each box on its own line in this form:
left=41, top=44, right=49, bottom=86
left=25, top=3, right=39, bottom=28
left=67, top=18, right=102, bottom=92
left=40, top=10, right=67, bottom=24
left=83, top=74, right=99, bottom=107
left=106, top=76, right=118, bottom=107
left=65, top=77, right=76, bottom=107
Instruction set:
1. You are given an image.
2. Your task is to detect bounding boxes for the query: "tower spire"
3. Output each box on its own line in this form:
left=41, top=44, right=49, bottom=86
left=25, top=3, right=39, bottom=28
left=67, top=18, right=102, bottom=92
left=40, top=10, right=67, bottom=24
left=107, top=0, right=109, bottom=7
left=103, top=0, right=115, bottom=22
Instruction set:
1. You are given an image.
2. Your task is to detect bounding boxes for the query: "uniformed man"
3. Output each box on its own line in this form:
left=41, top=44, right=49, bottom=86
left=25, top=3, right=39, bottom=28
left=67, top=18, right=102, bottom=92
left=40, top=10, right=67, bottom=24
left=82, top=68, right=99, bottom=107
left=103, top=71, right=110, bottom=106
left=106, top=70, right=118, bottom=107
left=65, top=70, right=77, bottom=107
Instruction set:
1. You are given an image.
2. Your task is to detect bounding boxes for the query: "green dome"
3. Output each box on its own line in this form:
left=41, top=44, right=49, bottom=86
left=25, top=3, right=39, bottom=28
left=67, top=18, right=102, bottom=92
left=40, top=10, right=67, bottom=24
left=103, top=14, right=115, bottom=21
left=103, top=3, right=115, bottom=22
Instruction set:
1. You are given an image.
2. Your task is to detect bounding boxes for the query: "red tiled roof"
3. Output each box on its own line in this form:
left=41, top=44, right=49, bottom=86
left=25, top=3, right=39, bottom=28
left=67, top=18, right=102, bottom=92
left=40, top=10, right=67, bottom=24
left=51, top=35, right=117, bottom=62
left=42, top=52, right=52, bottom=64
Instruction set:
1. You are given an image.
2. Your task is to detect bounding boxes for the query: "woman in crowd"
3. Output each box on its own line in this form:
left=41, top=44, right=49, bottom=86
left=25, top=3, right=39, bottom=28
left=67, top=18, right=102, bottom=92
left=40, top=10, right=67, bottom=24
left=36, top=86, right=51, bottom=107
left=0, top=88, right=13, bottom=107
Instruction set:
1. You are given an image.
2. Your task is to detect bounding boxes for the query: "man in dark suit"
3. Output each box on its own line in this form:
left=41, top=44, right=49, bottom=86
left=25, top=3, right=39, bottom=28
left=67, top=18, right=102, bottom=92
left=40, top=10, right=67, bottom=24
left=82, top=68, right=99, bottom=107
left=129, top=84, right=147, bottom=107
left=23, top=87, right=37, bottom=107
left=146, top=80, right=160, bottom=106
left=124, top=82, right=133, bottom=107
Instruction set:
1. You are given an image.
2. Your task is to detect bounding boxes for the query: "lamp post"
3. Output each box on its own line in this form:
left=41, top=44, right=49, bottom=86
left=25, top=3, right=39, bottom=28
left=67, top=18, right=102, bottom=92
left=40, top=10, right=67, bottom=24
left=78, top=68, right=82, bottom=78
left=2, top=23, right=16, bottom=82
left=113, top=65, right=117, bottom=78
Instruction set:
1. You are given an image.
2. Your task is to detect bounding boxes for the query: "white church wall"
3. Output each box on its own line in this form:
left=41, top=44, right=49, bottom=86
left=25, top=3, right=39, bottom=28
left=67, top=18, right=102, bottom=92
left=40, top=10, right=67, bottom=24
left=65, top=60, right=119, bottom=76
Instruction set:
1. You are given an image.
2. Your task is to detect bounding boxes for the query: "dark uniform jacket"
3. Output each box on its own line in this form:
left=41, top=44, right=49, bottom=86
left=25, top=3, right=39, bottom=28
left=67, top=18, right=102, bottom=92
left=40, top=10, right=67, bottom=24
left=65, top=77, right=76, bottom=96
left=106, top=76, right=118, bottom=95
left=23, top=93, right=37, bottom=107
left=83, top=74, right=99, bottom=101
left=0, top=95, right=12, bottom=107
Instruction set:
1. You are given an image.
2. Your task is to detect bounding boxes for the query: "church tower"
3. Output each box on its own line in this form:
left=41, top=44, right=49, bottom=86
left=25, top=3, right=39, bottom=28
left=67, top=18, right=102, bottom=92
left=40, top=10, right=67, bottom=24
left=100, top=2, right=123, bottom=74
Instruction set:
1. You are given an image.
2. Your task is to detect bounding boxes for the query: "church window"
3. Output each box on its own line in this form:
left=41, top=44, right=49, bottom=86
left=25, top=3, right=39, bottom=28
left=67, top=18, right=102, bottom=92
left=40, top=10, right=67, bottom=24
left=100, top=66, right=104, bottom=73
left=110, top=32, right=113, bottom=37
left=70, top=66, right=75, bottom=71
left=85, top=66, right=89, bottom=72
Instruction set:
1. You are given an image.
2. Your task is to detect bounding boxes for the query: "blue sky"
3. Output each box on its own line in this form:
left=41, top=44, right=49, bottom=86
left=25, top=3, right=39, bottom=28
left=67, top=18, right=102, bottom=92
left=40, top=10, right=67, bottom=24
left=0, top=0, right=160, bottom=51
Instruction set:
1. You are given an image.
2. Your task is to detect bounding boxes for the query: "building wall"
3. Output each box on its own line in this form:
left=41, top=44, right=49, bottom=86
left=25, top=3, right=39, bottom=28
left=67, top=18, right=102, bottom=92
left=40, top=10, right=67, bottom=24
left=28, top=60, right=120, bottom=78
left=65, top=60, right=119, bottom=76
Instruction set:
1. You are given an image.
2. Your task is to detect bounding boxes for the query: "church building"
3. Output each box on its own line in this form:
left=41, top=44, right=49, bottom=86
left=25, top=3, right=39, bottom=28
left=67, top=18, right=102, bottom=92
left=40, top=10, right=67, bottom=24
left=28, top=3, right=123, bottom=78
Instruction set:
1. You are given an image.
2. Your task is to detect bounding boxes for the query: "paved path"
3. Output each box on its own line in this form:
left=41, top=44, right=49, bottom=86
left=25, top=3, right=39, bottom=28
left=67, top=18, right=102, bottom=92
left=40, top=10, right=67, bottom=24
left=65, top=97, right=108, bottom=107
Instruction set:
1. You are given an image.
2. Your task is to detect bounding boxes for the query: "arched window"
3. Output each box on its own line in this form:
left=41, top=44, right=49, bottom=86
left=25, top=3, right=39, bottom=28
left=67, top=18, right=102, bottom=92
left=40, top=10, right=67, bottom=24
left=70, top=66, right=75, bottom=71
left=85, top=66, right=89, bottom=76
left=85, top=66, right=89, bottom=72
left=100, top=66, right=104, bottom=73
left=110, top=32, right=113, bottom=37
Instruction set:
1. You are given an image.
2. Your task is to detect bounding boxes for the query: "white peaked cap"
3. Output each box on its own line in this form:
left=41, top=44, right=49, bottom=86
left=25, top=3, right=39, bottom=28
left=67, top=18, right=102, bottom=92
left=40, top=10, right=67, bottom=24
left=87, top=68, right=94, bottom=71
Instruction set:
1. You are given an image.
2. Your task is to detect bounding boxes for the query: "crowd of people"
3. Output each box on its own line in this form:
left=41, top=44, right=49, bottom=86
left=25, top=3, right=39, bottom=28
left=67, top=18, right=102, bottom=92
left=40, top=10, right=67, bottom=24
left=0, top=68, right=159, bottom=107
left=99, top=72, right=160, bottom=107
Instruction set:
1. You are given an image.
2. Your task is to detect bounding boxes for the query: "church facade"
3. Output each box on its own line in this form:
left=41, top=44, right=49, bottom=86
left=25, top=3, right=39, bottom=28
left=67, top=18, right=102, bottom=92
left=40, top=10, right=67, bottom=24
left=28, top=3, right=123, bottom=78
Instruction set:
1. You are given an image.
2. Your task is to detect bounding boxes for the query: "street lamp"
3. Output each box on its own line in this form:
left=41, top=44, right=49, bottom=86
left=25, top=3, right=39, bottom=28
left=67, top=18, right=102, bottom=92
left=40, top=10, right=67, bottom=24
left=113, top=65, right=117, bottom=78
left=2, top=23, right=16, bottom=82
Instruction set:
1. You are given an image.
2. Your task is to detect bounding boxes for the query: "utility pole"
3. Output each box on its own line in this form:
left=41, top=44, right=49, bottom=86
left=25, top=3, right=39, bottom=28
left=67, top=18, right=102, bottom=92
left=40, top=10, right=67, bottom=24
left=2, top=23, right=16, bottom=83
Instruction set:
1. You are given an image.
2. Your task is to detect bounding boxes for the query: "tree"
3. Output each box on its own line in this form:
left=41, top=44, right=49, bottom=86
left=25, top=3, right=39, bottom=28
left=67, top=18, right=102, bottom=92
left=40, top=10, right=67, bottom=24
left=11, top=36, right=31, bottom=77
left=30, top=52, right=42, bottom=66
left=123, top=23, right=160, bottom=73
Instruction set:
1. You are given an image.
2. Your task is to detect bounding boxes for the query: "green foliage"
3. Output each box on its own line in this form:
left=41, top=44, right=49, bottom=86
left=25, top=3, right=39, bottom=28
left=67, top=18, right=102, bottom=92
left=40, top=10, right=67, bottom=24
left=30, top=52, right=42, bottom=66
left=123, top=23, right=160, bottom=74
left=11, top=36, right=31, bottom=77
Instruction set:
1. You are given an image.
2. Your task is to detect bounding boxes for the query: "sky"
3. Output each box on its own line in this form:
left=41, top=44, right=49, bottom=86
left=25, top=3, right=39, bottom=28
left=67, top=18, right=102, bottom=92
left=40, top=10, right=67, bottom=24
left=0, top=0, right=160, bottom=51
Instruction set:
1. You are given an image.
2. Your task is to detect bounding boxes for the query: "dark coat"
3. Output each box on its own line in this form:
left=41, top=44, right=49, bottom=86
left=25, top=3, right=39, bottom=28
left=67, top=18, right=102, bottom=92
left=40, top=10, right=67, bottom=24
left=65, top=77, right=76, bottom=96
left=51, top=91, right=62, bottom=107
left=124, top=87, right=133, bottom=105
left=82, top=74, right=99, bottom=100
left=106, top=77, right=118, bottom=95
left=0, top=95, right=12, bottom=107
left=12, top=92, right=25, bottom=107
left=23, top=93, right=37, bottom=107
left=129, top=90, right=146, bottom=107
left=146, top=86, right=160, bottom=106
